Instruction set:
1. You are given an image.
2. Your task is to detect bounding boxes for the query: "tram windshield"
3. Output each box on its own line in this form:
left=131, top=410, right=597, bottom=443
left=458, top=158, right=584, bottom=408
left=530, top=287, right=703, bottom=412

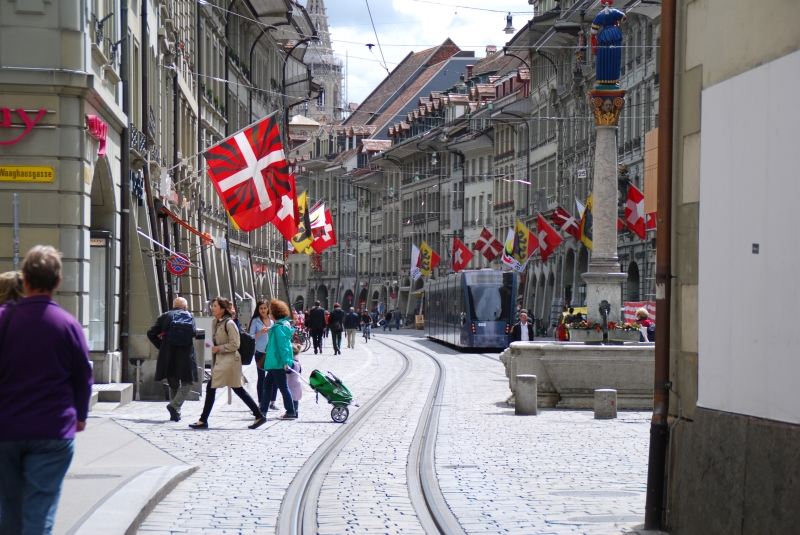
left=465, top=273, right=513, bottom=322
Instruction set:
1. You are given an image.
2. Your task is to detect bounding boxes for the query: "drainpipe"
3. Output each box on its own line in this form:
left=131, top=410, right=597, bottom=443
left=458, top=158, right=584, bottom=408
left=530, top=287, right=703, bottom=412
left=142, top=0, right=168, bottom=313
left=644, top=0, right=676, bottom=529
left=119, top=0, right=131, bottom=381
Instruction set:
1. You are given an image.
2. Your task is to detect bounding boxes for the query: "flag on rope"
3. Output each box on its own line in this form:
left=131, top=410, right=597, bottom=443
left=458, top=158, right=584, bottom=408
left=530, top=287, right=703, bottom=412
left=536, top=213, right=563, bottom=263
left=205, top=113, right=291, bottom=231
left=419, top=242, right=441, bottom=277
left=551, top=206, right=581, bottom=240
left=625, top=183, right=647, bottom=239
left=291, top=191, right=313, bottom=253
left=578, top=194, right=594, bottom=251
left=411, top=244, right=422, bottom=281
left=310, top=209, right=337, bottom=253
left=451, top=237, right=474, bottom=273
left=472, top=227, right=504, bottom=262
left=271, top=173, right=300, bottom=241
left=502, top=219, right=537, bottom=272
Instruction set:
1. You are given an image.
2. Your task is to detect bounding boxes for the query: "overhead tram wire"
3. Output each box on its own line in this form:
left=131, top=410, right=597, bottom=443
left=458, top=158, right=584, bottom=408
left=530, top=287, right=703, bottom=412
left=365, top=0, right=391, bottom=76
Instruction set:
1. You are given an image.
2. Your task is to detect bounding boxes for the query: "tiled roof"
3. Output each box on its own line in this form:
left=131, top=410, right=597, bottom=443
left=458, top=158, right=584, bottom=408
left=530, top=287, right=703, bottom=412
left=474, top=49, right=520, bottom=77
left=343, top=39, right=460, bottom=127
left=328, top=147, right=358, bottom=167
left=361, top=139, right=391, bottom=153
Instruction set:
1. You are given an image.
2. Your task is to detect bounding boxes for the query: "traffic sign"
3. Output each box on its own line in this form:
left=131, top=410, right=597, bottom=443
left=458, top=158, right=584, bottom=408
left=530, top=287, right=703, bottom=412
left=167, top=253, right=190, bottom=276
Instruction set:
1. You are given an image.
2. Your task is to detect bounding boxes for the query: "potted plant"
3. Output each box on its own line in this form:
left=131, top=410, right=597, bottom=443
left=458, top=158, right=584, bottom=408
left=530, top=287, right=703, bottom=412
left=566, top=320, right=604, bottom=342
left=607, top=321, right=643, bottom=342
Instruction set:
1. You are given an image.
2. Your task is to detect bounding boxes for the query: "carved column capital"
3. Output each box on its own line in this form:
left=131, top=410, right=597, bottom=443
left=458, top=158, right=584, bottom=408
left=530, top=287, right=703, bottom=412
left=589, top=89, right=626, bottom=127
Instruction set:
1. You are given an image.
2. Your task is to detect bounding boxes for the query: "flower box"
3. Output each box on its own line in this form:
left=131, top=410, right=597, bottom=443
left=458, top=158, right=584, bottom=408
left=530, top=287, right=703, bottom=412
left=609, top=330, right=642, bottom=342
left=567, top=329, right=604, bottom=342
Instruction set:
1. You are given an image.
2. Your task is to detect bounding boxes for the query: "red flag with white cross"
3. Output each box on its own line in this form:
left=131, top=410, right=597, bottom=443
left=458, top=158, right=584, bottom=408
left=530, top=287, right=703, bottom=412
left=311, top=209, right=337, bottom=253
left=205, top=113, right=292, bottom=231
left=551, top=206, right=581, bottom=240
left=270, top=173, right=300, bottom=240
left=536, top=213, right=563, bottom=263
left=625, top=184, right=647, bottom=239
left=472, top=227, right=503, bottom=262
left=646, top=211, right=657, bottom=230
left=451, top=237, right=475, bottom=273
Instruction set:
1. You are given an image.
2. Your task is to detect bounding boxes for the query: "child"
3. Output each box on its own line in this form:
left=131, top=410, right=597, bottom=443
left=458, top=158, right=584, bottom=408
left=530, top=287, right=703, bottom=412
left=287, top=343, right=303, bottom=418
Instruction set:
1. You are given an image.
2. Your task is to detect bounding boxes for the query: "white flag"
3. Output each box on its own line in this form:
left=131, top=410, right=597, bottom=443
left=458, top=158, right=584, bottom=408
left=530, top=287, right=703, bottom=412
left=410, top=244, right=422, bottom=281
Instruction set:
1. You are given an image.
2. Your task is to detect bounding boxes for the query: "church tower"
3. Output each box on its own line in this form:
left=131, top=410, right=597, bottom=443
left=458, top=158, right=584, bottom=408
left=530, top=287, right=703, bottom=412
left=304, top=0, right=343, bottom=123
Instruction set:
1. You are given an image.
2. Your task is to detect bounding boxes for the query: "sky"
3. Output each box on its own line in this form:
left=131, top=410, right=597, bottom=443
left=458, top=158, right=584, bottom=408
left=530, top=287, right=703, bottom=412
left=320, top=0, right=537, bottom=106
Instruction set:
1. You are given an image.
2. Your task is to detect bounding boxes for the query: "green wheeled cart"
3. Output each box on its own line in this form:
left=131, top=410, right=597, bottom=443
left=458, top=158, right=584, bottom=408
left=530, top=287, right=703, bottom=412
left=309, top=370, right=354, bottom=423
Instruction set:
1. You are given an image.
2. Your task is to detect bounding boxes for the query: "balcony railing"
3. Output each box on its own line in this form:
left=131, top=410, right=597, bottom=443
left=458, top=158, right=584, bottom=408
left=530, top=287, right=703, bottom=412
left=493, top=200, right=515, bottom=213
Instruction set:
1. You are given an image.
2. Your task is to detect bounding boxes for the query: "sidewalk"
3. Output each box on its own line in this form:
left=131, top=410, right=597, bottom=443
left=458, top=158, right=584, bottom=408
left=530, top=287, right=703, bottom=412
left=54, top=417, right=196, bottom=535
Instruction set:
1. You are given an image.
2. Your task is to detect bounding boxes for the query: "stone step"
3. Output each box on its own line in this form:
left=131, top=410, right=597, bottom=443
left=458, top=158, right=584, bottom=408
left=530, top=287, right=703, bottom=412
left=92, top=383, right=134, bottom=408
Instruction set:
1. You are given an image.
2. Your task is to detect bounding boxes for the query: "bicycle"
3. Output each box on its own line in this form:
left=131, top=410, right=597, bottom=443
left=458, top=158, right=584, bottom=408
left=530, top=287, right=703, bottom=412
left=292, top=328, right=312, bottom=353
left=362, top=323, right=371, bottom=343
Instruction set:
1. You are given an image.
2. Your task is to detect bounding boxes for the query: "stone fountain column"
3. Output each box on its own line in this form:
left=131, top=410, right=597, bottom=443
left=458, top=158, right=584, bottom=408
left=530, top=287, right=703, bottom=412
left=582, top=90, right=627, bottom=324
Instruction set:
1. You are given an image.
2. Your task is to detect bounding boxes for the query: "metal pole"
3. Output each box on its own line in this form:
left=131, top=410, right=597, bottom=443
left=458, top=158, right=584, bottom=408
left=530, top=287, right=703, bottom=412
left=645, top=0, right=676, bottom=529
left=119, top=0, right=131, bottom=382
left=12, top=194, right=19, bottom=270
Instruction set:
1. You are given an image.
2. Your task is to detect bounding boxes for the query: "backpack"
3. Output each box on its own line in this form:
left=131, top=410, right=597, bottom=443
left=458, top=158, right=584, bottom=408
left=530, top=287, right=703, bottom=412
left=166, top=310, right=195, bottom=346
left=237, top=324, right=256, bottom=365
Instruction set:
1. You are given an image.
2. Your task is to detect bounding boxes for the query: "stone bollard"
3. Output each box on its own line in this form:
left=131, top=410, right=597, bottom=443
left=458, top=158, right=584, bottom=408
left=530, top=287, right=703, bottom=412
left=515, top=374, right=538, bottom=415
left=594, top=389, right=618, bottom=419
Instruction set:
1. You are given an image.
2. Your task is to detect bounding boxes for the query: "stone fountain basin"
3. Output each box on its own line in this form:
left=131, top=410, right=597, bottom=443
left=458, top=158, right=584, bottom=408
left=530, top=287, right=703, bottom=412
left=500, top=341, right=655, bottom=410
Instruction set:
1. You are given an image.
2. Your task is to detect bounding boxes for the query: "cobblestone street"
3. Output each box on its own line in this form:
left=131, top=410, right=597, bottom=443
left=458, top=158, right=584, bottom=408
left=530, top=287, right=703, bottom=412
left=81, top=331, right=655, bottom=535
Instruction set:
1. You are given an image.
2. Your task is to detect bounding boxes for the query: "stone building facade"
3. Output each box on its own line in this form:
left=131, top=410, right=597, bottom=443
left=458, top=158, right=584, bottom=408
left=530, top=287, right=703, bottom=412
left=0, top=0, right=315, bottom=397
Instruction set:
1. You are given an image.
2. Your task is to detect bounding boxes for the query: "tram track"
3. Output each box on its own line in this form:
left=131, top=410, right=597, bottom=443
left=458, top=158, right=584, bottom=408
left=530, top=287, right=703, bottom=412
left=277, top=336, right=467, bottom=535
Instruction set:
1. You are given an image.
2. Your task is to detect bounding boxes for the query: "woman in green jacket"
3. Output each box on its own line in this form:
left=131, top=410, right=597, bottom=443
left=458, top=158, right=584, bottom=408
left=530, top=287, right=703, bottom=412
left=262, top=299, right=297, bottom=419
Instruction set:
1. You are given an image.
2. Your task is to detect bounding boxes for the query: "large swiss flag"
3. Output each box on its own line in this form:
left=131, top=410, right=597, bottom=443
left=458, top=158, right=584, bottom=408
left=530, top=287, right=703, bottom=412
left=551, top=206, right=581, bottom=240
left=270, top=173, right=300, bottom=240
left=205, top=114, right=291, bottom=231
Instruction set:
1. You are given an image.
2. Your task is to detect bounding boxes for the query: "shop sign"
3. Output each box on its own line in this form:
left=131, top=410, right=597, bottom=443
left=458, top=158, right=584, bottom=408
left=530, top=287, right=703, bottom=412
left=0, top=109, right=50, bottom=146
left=0, top=165, right=55, bottom=182
left=90, top=238, right=107, bottom=247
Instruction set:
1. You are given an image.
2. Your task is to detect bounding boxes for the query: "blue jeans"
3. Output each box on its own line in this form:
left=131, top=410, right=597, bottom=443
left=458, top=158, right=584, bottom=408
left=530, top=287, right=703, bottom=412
left=262, top=369, right=295, bottom=416
left=0, top=439, right=74, bottom=535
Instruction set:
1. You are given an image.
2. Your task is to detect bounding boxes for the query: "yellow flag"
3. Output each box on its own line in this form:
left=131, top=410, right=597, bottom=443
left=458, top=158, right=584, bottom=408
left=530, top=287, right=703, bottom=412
left=291, top=192, right=314, bottom=253
left=419, top=241, right=441, bottom=276
left=579, top=194, right=593, bottom=251
left=227, top=211, right=241, bottom=231
left=512, top=219, right=536, bottom=265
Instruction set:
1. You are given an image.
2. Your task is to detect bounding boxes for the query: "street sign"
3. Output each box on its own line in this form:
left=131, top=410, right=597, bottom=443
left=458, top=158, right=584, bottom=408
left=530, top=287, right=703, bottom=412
left=167, top=253, right=190, bottom=276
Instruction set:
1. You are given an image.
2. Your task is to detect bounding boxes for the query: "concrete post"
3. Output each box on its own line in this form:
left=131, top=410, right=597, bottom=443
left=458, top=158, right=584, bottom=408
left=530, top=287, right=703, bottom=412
left=515, top=374, right=538, bottom=415
left=594, top=388, right=618, bottom=419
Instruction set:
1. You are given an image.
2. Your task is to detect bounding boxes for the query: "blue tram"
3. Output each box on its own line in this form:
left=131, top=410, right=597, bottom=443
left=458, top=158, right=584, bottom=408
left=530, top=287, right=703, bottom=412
left=425, top=270, right=517, bottom=349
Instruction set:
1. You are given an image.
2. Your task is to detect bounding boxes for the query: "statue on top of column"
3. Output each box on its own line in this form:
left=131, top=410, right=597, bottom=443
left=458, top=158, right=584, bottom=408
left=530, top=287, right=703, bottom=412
left=591, top=0, right=626, bottom=89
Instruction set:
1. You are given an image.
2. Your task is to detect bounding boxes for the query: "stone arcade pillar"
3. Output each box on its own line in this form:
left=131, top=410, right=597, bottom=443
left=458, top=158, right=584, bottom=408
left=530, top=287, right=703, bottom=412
left=582, top=90, right=627, bottom=324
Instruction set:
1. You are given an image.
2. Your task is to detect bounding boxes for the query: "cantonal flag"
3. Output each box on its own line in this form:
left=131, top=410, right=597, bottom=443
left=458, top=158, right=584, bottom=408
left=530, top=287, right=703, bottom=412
left=205, top=113, right=291, bottom=232
left=311, top=209, right=337, bottom=253
left=472, top=227, right=503, bottom=262
left=551, top=206, right=581, bottom=240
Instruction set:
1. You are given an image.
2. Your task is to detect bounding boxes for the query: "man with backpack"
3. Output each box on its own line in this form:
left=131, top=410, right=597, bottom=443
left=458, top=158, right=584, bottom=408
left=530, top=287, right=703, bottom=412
left=147, top=297, right=198, bottom=422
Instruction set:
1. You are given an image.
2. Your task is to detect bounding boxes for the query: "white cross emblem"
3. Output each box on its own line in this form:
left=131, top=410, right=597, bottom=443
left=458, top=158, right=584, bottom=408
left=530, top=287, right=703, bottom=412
left=538, top=230, right=548, bottom=251
left=626, top=198, right=644, bottom=223
left=276, top=195, right=293, bottom=220
left=217, top=133, right=284, bottom=212
left=455, top=248, right=463, bottom=264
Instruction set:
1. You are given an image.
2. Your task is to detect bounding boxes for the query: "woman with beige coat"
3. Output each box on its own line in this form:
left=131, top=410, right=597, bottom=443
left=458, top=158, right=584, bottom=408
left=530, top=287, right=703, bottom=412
left=189, top=297, right=266, bottom=429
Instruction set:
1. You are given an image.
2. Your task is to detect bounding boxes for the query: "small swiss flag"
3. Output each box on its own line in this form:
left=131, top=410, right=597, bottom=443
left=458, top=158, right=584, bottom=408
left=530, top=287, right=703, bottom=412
left=646, top=211, right=657, bottom=230
left=625, top=184, right=647, bottom=239
left=451, top=237, right=474, bottom=273
left=536, top=213, right=563, bottom=263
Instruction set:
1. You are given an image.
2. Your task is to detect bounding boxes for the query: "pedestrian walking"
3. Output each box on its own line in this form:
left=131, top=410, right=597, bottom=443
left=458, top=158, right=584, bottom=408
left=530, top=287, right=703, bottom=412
left=329, top=302, right=345, bottom=355
left=395, top=310, right=402, bottom=330
left=0, top=271, right=24, bottom=305
left=286, top=343, right=303, bottom=418
left=510, top=312, right=534, bottom=343
left=384, top=310, right=393, bottom=331
left=190, top=297, right=265, bottom=430
left=344, top=307, right=360, bottom=348
left=261, top=299, right=297, bottom=420
left=306, top=301, right=326, bottom=354
left=147, top=296, right=199, bottom=422
left=0, top=246, right=93, bottom=535
left=249, top=299, right=275, bottom=413
left=635, top=308, right=656, bottom=342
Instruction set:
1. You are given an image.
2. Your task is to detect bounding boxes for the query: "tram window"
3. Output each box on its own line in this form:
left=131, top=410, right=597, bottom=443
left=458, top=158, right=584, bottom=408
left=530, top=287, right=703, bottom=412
left=467, top=277, right=511, bottom=321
